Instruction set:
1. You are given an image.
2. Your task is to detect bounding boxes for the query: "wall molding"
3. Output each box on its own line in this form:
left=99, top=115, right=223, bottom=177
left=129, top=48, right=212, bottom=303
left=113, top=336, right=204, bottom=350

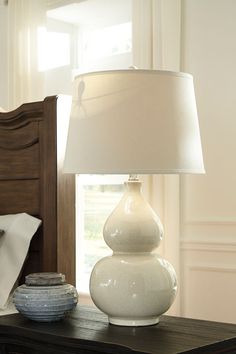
left=187, top=264, right=236, bottom=274
left=181, top=216, right=236, bottom=243
left=180, top=240, right=236, bottom=253
left=182, top=217, right=236, bottom=226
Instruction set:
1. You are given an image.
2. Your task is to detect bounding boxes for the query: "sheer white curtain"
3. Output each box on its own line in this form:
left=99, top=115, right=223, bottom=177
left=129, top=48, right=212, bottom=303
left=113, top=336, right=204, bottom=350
left=8, top=0, right=47, bottom=109
left=132, top=0, right=181, bottom=315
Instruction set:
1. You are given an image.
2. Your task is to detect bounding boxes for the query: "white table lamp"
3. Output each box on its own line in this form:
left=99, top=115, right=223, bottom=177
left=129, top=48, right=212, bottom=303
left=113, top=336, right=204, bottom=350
left=64, top=69, right=204, bottom=326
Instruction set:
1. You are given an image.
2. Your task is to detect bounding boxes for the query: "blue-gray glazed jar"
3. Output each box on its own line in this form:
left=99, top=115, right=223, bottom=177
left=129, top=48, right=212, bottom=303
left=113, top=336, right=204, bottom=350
left=13, top=272, right=78, bottom=322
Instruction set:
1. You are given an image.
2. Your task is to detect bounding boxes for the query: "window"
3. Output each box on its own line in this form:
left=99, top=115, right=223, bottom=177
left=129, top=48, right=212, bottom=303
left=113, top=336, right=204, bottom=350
left=37, top=28, right=70, bottom=71
left=76, top=175, right=128, bottom=293
left=39, top=0, right=132, bottom=299
left=75, top=1, right=132, bottom=297
left=77, top=22, right=132, bottom=74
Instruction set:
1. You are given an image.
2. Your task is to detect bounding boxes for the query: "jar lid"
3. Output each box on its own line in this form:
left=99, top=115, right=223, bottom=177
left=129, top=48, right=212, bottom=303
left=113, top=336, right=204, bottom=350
left=25, top=272, right=65, bottom=286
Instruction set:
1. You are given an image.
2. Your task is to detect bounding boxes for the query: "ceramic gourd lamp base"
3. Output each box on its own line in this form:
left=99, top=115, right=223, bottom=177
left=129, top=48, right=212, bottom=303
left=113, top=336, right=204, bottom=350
left=89, top=180, right=177, bottom=326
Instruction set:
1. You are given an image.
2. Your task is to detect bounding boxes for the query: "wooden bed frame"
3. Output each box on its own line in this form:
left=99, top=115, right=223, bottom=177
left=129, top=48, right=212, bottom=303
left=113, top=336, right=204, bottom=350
left=0, top=95, right=75, bottom=285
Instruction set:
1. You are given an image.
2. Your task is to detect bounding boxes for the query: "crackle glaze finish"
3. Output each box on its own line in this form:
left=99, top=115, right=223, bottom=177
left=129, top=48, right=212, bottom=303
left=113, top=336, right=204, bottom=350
left=90, top=181, right=177, bottom=326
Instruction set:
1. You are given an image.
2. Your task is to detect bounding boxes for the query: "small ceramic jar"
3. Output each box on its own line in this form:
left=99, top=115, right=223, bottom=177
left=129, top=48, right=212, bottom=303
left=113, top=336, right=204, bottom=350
left=13, top=272, right=78, bottom=322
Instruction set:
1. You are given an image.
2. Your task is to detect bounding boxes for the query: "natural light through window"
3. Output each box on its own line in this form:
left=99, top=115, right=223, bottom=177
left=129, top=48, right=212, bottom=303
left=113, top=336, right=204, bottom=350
left=82, top=22, right=131, bottom=61
left=76, top=175, right=128, bottom=293
left=33, top=0, right=133, bottom=299
left=76, top=22, right=132, bottom=74
left=37, top=27, right=70, bottom=71
left=72, top=0, right=132, bottom=297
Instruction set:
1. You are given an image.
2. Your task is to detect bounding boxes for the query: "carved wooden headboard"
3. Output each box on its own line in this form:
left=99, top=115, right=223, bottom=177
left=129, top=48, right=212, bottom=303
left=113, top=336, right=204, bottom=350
left=0, top=96, right=75, bottom=285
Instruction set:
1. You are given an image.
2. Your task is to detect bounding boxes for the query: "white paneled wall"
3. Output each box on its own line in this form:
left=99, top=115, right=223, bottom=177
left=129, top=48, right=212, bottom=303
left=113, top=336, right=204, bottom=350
left=180, top=0, right=236, bottom=323
left=181, top=242, right=236, bottom=323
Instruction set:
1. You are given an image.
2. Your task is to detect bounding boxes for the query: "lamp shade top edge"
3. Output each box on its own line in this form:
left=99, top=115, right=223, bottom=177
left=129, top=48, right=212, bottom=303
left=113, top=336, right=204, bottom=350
left=74, top=69, right=193, bottom=81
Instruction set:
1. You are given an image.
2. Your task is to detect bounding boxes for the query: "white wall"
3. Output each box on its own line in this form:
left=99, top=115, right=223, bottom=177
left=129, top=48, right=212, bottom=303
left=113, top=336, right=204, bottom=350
left=180, top=0, right=236, bottom=323
left=0, top=3, right=8, bottom=109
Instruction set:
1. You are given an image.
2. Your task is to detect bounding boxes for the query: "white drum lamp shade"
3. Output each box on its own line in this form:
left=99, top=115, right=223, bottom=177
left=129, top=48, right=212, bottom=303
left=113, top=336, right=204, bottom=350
left=64, top=69, right=205, bottom=326
left=64, top=70, right=204, bottom=175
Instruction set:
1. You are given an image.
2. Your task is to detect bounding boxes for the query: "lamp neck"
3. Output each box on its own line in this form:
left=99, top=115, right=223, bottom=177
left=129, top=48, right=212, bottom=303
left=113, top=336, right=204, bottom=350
left=126, top=176, right=142, bottom=193
left=128, top=174, right=139, bottom=181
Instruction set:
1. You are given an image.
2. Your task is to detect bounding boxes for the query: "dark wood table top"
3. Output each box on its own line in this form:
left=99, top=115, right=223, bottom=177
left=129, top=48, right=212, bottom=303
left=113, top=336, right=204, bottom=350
left=0, top=305, right=236, bottom=353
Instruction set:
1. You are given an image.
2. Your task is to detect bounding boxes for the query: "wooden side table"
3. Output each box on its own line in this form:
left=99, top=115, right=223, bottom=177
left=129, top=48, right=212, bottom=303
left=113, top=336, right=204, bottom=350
left=0, top=306, right=235, bottom=353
